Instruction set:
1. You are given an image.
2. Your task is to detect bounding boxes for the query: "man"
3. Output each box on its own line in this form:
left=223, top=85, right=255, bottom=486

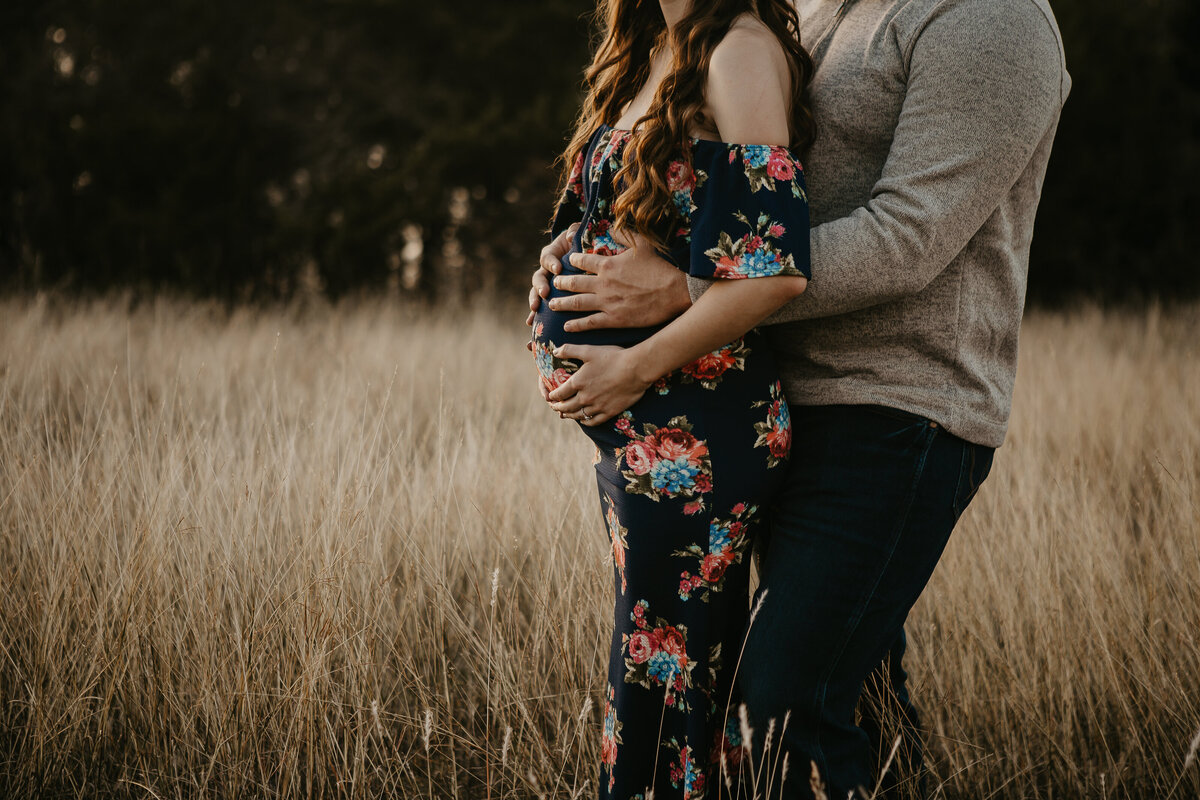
left=528, top=0, right=1070, bottom=797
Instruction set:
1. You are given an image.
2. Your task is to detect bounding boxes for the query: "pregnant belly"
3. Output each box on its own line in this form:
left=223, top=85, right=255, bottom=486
left=531, top=257, right=665, bottom=393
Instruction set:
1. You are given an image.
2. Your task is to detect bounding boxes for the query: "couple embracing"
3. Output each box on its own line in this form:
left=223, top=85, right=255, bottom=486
left=525, top=1, right=1069, bottom=798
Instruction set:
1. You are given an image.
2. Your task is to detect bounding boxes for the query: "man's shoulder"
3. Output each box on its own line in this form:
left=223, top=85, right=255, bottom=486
left=892, top=0, right=1065, bottom=54
left=887, top=0, right=1067, bottom=100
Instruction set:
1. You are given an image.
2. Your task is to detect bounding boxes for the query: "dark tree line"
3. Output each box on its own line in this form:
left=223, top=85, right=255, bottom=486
left=1031, top=0, right=1200, bottom=305
left=1, top=0, right=1197, bottom=305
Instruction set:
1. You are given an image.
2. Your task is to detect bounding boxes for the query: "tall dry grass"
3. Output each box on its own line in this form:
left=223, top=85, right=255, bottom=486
left=0, top=295, right=1197, bottom=799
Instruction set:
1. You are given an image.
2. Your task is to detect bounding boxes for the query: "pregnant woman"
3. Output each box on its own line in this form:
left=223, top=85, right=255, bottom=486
left=530, top=0, right=813, bottom=796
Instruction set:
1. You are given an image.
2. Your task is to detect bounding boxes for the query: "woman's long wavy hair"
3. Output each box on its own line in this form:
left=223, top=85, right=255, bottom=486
left=557, top=0, right=815, bottom=252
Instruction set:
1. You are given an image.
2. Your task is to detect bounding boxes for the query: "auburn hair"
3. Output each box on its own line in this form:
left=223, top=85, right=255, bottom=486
left=557, top=0, right=815, bottom=252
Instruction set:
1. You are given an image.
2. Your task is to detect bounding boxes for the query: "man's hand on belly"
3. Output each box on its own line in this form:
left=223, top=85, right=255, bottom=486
left=524, top=228, right=691, bottom=341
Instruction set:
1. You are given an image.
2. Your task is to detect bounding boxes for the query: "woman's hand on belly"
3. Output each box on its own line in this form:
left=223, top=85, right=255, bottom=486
left=547, top=344, right=652, bottom=427
left=526, top=224, right=579, bottom=336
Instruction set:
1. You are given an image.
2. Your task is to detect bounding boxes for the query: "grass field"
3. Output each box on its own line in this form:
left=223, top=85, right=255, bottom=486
left=1, top=296, right=1197, bottom=799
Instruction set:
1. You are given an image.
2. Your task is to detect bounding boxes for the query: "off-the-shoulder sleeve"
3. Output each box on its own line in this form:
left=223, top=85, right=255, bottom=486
left=549, top=150, right=588, bottom=238
left=685, top=143, right=810, bottom=280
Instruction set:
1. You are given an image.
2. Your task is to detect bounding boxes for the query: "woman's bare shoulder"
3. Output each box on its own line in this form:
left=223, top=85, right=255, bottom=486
left=706, top=15, right=792, bottom=145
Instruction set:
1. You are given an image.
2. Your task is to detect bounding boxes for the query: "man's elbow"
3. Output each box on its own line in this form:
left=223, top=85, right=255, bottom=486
left=872, top=223, right=944, bottom=301
left=888, top=267, right=935, bottom=302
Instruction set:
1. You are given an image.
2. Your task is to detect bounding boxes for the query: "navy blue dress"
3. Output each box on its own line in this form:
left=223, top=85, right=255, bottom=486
left=531, top=124, right=811, bottom=800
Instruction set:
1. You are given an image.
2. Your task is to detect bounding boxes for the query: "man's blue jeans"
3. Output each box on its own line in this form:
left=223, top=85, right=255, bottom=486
left=739, top=404, right=995, bottom=799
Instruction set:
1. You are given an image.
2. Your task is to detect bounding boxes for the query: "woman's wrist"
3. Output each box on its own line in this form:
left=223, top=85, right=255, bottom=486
left=624, top=342, right=669, bottom=389
left=667, top=270, right=695, bottom=316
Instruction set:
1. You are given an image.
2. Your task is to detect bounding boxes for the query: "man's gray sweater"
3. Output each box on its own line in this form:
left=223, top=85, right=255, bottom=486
left=688, top=0, right=1071, bottom=447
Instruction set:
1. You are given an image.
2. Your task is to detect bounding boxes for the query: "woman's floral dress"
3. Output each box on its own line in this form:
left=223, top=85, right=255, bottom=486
left=531, top=124, right=810, bottom=800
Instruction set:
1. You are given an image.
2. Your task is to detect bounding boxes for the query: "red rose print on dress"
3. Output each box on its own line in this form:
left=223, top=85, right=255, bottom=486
left=563, top=150, right=586, bottom=210
left=581, top=213, right=628, bottom=257
left=675, top=503, right=761, bottom=602
left=668, top=157, right=708, bottom=236
left=531, top=322, right=578, bottom=396
left=613, top=413, right=714, bottom=513
left=710, top=712, right=749, bottom=792
left=752, top=380, right=792, bottom=468
left=705, top=212, right=803, bottom=280
left=650, top=428, right=702, bottom=462
left=664, top=736, right=707, bottom=799
left=623, top=440, right=657, bottom=476
left=678, top=337, right=750, bottom=390
left=766, top=149, right=795, bottom=181
left=600, top=682, right=623, bottom=792
left=622, top=599, right=696, bottom=711
left=736, top=143, right=807, bottom=199
left=603, top=493, right=629, bottom=595
left=589, top=128, right=631, bottom=184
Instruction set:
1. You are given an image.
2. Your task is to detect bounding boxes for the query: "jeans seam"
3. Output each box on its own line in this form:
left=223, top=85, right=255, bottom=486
left=951, top=443, right=971, bottom=518
left=811, top=423, right=939, bottom=795
left=953, top=444, right=989, bottom=519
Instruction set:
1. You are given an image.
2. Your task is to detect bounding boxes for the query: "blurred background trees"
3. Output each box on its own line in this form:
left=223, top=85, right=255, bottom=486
left=1, top=0, right=1196, bottom=305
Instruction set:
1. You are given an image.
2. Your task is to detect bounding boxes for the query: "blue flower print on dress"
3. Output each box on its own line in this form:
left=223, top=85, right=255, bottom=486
left=737, top=143, right=807, bottom=199
left=743, top=144, right=771, bottom=169
left=705, top=212, right=800, bottom=279
left=675, top=503, right=761, bottom=603
left=665, top=738, right=707, bottom=799
left=614, top=414, right=714, bottom=513
left=651, top=457, right=702, bottom=494
left=622, top=599, right=696, bottom=711
left=752, top=380, right=792, bottom=469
